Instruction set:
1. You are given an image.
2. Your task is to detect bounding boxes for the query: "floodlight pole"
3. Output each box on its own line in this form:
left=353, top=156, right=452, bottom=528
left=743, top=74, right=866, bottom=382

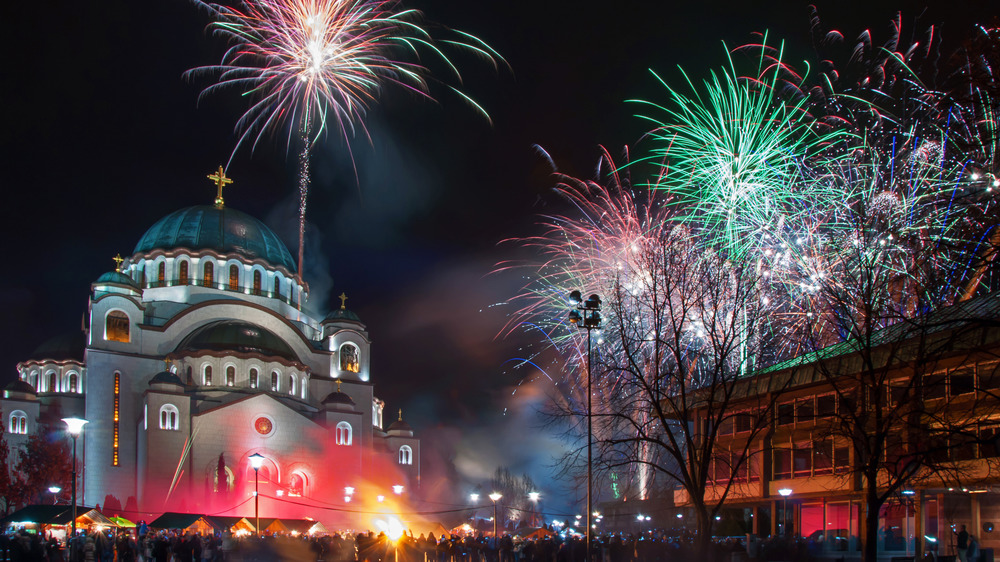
left=249, top=453, right=265, bottom=537
left=569, top=291, right=601, bottom=562
left=62, top=418, right=88, bottom=541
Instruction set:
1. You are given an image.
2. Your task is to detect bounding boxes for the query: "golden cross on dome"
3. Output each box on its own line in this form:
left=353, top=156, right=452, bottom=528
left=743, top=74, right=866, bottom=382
left=339, top=292, right=348, bottom=310
left=207, top=166, right=234, bottom=208
left=336, top=379, right=342, bottom=392
left=398, top=408, right=403, bottom=422
left=112, top=254, right=124, bottom=272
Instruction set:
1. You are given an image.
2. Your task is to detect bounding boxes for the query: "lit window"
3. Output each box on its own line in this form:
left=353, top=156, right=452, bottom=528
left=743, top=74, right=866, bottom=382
left=203, top=261, right=214, bottom=287
left=340, top=344, right=360, bottom=373
left=44, top=372, right=56, bottom=393
left=8, top=411, right=27, bottom=435
left=204, top=366, right=213, bottom=386
left=336, top=422, right=352, bottom=445
left=253, top=270, right=262, bottom=296
left=106, top=311, right=130, bottom=343
left=289, top=473, right=304, bottom=497
left=249, top=368, right=258, bottom=389
left=159, top=404, right=180, bottom=430
left=229, top=264, right=239, bottom=291
left=399, top=445, right=413, bottom=465
left=226, top=366, right=236, bottom=387
left=68, top=373, right=79, bottom=393
left=179, top=261, right=189, bottom=285
left=271, top=371, right=279, bottom=392
left=157, top=262, right=165, bottom=285
left=288, top=375, right=295, bottom=395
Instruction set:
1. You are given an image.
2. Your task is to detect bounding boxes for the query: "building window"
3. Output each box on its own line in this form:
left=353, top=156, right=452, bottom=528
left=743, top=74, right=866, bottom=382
left=773, top=447, right=791, bottom=479
left=8, top=411, right=27, bottom=435
left=777, top=403, right=794, bottom=425
left=288, top=375, right=295, bottom=395
left=179, top=261, right=189, bottom=285
left=204, top=365, right=213, bottom=386
left=44, top=372, right=56, bottom=393
left=106, top=311, right=130, bottom=343
left=159, top=404, right=180, bottom=430
left=113, top=372, right=120, bottom=466
left=68, top=373, right=79, bottom=393
left=229, top=264, right=239, bottom=291
left=289, top=473, right=304, bottom=497
left=157, top=262, right=166, bottom=285
left=271, top=371, right=279, bottom=392
left=226, top=366, right=236, bottom=387
left=249, top=368, right=258, bottom=389
left=273, top=276, right=281, bottom=297
left=340, top=344, right=360, bottom=373
left=203, top=261, right=214, bottom=287
left=253, top=270, right=262, bottom=296
left=336, top=421, right=352, bottom=445
left=399, top=445, right=413, bottom=465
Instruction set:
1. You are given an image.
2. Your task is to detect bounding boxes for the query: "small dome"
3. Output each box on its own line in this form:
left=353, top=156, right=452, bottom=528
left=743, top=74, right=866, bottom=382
left=323, top=308, right=362, bottom=324
left=4, top=380, right=37, bottom=395
left=149, top=371, right=184, bottom=387
left=321, top=391, right=356, bottom=406
left=95, top=271, right=139, bottom=289
left=133, top=205, right=296, bottom=273
left=388, top=419, right=412, bottom=433
left=177, top=321, right=298, bottom=362
left=28, top=332, right=86, bottom=362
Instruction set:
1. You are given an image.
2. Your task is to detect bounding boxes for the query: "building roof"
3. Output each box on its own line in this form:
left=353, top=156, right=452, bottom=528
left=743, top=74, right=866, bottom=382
left=321, top=390, right=356, bottom=406
left=133, top=205, right=296, bottom=272
left=149, top=371, right=184, bottom=386
left=95, top=271, right=139, bottom=289
left=4, top=380, right=36, bottom=395
left=27, top=331, right=86, bottom=362
left=177, top=321, right=299, bottom=362
left=323, top=308, right=362, bottom=324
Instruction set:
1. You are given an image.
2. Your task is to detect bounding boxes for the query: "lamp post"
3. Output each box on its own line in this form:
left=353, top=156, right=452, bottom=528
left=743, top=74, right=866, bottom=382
left=778, top=488, right=793, bottom=537
left=569, top=290, right=601, bottom=562
left=489, top=493, right=503, bottom=545
left=62, top=417, right=88, bottom=539
left=528, top=492, right=540, bottom=527
left=48, top=486, right=61, bottom=505
left=249, top=453, right=265, bottom=536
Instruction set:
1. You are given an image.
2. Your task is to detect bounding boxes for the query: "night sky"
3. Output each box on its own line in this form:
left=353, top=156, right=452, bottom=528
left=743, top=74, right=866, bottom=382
left=2, top=0, right=996, bottom=510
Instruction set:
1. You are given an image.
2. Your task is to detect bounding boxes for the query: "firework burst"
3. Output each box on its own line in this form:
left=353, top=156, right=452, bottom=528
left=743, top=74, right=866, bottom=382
left=188, top=0, right=502, bottom=275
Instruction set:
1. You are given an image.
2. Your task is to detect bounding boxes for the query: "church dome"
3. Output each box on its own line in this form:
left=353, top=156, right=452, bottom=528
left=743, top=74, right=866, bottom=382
left=321, top=390, right=356, bottom=407
left=27, top=332, right=86, bottom=362
left=177, top=321, right=298, bottom=362
left=149, top=371, right=184, bottom=386
left=4, top=380, right=37, bottom=395
left=323, top=308, right=362, bottom=324
left=133, top=205, right=296, bottom=273
left=95, top=271, right=139, bottom=289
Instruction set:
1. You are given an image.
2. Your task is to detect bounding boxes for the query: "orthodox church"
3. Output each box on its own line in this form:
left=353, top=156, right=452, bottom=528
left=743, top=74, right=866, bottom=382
left=2, top=169, right=419, bottom=520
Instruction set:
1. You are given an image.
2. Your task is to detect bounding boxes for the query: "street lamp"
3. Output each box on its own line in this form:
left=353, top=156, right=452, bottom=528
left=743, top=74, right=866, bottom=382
left=528, top=492, right=540, bottom=527
left=569, top=290, right=601, bottom=562
left=489, top=493, right=503, bottom=543
left=62, top=417, right=88, bottom=539
left=778, top=488, right=793, bottom=537
left=48, top=486, right=61, bottom=505
left=249, top=453, right=265, bottom=536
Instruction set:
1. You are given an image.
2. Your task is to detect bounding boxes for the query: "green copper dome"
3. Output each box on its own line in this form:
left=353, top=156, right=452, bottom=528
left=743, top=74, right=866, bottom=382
left=133, top=206, right=296, bottom=272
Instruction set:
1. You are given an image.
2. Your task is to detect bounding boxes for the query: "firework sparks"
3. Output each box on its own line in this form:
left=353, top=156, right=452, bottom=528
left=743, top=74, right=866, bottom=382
left=187, top=0, right=502, bottom=276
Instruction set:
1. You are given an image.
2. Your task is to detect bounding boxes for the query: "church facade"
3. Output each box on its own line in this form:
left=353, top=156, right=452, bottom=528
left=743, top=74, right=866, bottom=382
left=3, top=177, right=419, bottom=521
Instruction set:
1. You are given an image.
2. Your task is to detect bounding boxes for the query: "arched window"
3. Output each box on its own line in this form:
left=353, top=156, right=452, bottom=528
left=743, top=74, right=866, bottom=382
left=226, top=366, right=236, bottom=387
left=159, top=404, right=179, bottom=430
left=340, top=344, right=360, bottom=373
left=44, top=372, right=55, bottom=392
left=229, top=264, right=239, bottom=291
left=398, top=445, right=413, bottom=465
left=253, top=270, right=262, bottom=296
left=204, top=366, right=213, bottom=386
left=213, top=466, right=235, bottom=493
left=8, top=411, right=27, bottom=435
left=336, top=421, right=352, bottom=445
left=106, top=311, right=130, bottom=343
left=289, top=473, right=304, bottom=497
left=138, top=269, right=146, bottom=288
left=157, top=262, right=166, bottom=286
left=249, top=368, right=258, bottom=389
left=185, top=366, right=193, bottom=385
left=273, top=276, right=281, bottom=297
left=179, top=261, right=189, bottom=285
left=68, top=373, right=79, bottom=393
left=288, top=374, right=295, bottom=395
left=271, top=371, right=279, bottom=392
left=203, top=261, right=214, bottom=287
